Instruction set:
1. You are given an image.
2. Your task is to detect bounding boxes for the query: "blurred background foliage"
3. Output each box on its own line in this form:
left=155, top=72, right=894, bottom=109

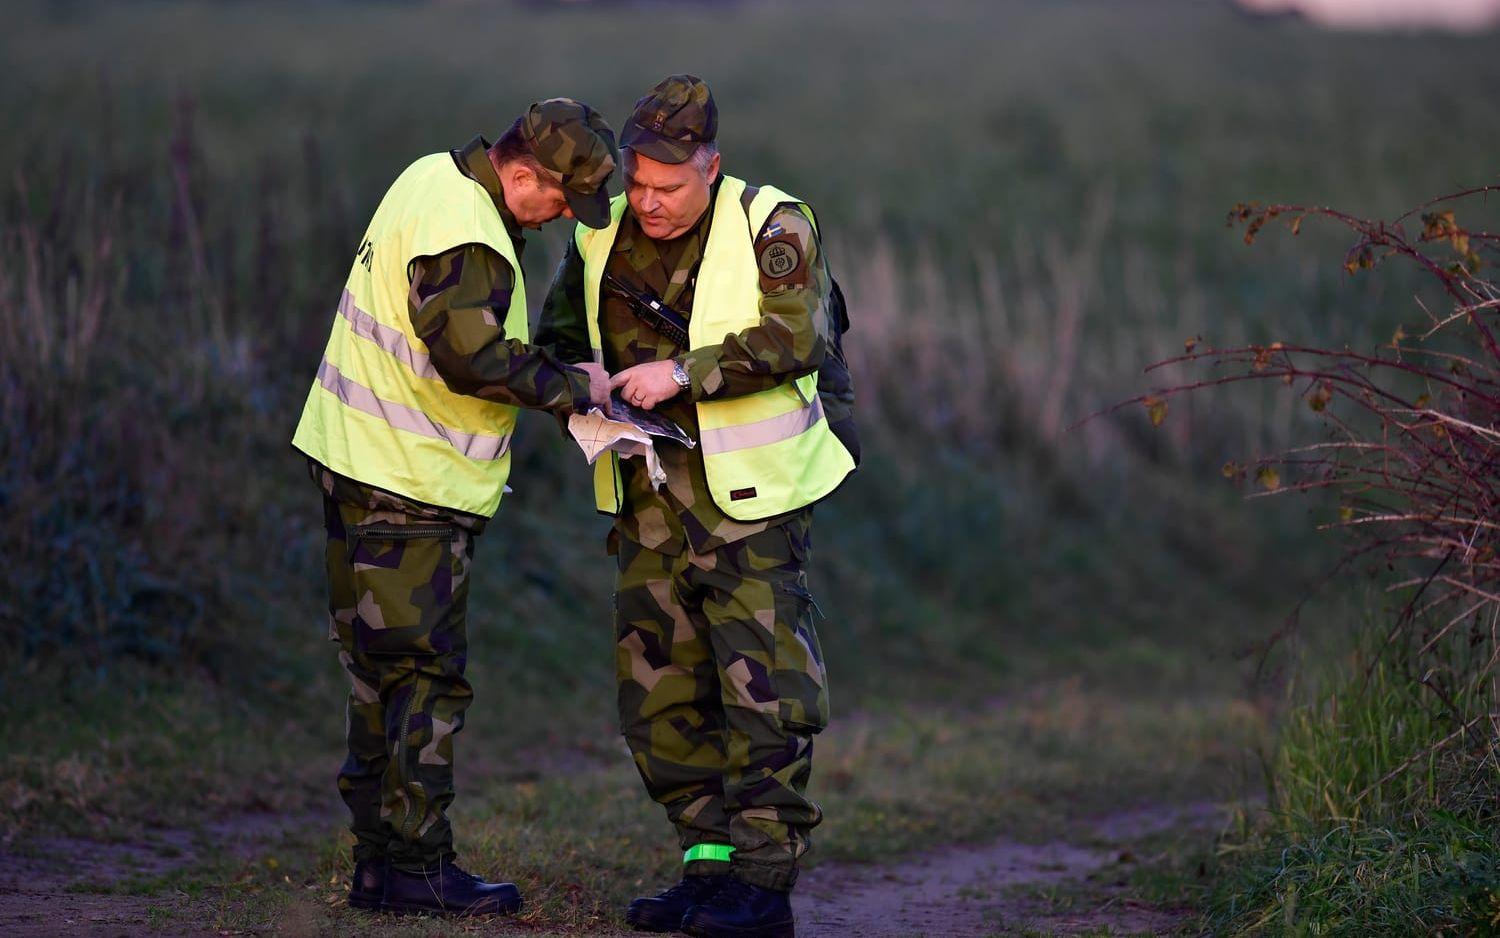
left=17, top=0, right=1493, bottom=700
left=2, top=3, right=1499, bottom=926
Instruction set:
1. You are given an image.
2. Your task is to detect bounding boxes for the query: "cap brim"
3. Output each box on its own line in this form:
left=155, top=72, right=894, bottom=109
left=621, top=124, right=698, bottom=165
left=567, top=185, right=612, bottom=229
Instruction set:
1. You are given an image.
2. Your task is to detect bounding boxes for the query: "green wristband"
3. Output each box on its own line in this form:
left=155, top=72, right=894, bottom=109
left=683, top=843, right=735, bottom=864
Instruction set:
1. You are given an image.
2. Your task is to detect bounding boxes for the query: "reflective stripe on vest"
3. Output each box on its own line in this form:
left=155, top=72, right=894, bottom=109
left=574, top=175, right=854, bottom=520
left=314, top=359, right=511, bottom=461
left=699, top=394, right=825, bottom=456
left=291, top=152, right=527, bottom=517
left=335, top=288, right=440, bottom=382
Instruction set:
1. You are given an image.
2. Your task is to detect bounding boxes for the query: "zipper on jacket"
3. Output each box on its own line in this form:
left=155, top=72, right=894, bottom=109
left=777, top=580, right=824, bottom=620
left=394, top=688, right=423, bottom=841
left=347, top=521, right=454, bottom=567
left=354, top=522, right=454, bottom=541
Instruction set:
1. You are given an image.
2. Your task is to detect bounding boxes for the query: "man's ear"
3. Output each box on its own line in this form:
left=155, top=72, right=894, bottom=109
left=705, top=151, right=722, bottom=185
left=506, top=162, right=537, bottom=192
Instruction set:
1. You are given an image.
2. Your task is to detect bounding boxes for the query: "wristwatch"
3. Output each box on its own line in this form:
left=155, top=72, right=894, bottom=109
left=671, top=358, right=691, bottom=392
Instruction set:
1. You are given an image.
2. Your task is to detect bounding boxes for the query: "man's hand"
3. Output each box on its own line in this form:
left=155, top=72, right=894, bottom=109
left=574, top=362, right=614, bottom=416
left=610, top=361, right=682, bottom=410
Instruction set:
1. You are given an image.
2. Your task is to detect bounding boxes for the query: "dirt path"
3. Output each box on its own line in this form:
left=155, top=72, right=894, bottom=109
left=0, top=803, right=1225, bottom=936
left=0, top=812, right=327, bottom=937
left=0, top=838, right=180, bottom=936
left=795, top=802, right=1225, bottom=937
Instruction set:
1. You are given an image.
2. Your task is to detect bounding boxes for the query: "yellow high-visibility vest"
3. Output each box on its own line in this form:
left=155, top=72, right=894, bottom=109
left=575, top=175, right=855, bottom=521
left=292, top=153, right=528, bottom=517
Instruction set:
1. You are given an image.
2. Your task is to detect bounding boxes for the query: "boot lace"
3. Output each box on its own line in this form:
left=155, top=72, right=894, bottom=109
left=659, top=875, right=725, bottom=903
left=439, top=859, right=481, bottom=885
left=698, top=876, right=759, bottom=909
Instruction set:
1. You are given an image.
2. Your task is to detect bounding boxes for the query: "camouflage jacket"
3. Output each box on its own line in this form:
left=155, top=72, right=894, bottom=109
left=536, top=178, right=834, bottom=555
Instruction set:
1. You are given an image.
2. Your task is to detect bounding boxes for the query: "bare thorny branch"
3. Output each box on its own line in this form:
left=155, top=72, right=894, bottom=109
left=1097, top=186, right=1500, bottom=758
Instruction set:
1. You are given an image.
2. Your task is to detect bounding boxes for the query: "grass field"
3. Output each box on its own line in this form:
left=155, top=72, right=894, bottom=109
left=2, top=0, right=1498, bottom=933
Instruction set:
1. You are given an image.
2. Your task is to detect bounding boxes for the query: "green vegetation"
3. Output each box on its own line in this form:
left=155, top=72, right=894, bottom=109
left=3, top=0, right=1499, bottom=932
left=1207, top=652, right=1500, bottom=934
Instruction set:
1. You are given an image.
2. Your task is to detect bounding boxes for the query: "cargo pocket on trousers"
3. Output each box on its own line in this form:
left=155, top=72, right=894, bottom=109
left=346, top=521, right=459, bottom=657
left=773, top=579, right=830, bottom=734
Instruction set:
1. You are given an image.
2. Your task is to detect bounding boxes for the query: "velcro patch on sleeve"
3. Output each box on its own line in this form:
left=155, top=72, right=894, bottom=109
left=756, top=235, right=805, bottom=286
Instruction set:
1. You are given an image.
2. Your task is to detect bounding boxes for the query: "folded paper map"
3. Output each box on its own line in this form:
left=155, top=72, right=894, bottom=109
left=567, top=391, right=694, bottom=489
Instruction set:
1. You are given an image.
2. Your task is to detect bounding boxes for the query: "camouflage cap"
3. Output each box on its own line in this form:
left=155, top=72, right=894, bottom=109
left=621, top=74, right=717, bottom=165
left=521, top=98, right=618, bottom=229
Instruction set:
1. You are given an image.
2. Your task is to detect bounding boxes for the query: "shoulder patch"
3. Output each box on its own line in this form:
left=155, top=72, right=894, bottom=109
left=757, top=236, right=802, bottom=281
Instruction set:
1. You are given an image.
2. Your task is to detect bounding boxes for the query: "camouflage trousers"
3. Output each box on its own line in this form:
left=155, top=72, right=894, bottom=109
left=321, top=494, right=477, bottom=871
left=614, top=519, right=830, bottom=891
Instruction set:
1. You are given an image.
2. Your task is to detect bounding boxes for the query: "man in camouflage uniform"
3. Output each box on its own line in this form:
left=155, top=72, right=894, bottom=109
left=538, top=76, right=856, bottom=938
left=293, top=100, right=618, bottom=917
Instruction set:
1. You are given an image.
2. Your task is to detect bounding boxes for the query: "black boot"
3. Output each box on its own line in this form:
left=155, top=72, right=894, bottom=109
left=348, top=857, right=385, bottom=910
left=626, top=874, right=728, bottom=932
left=381, top=858, right=523, bottom=917
left=681, top=877, right=794, bottom=938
